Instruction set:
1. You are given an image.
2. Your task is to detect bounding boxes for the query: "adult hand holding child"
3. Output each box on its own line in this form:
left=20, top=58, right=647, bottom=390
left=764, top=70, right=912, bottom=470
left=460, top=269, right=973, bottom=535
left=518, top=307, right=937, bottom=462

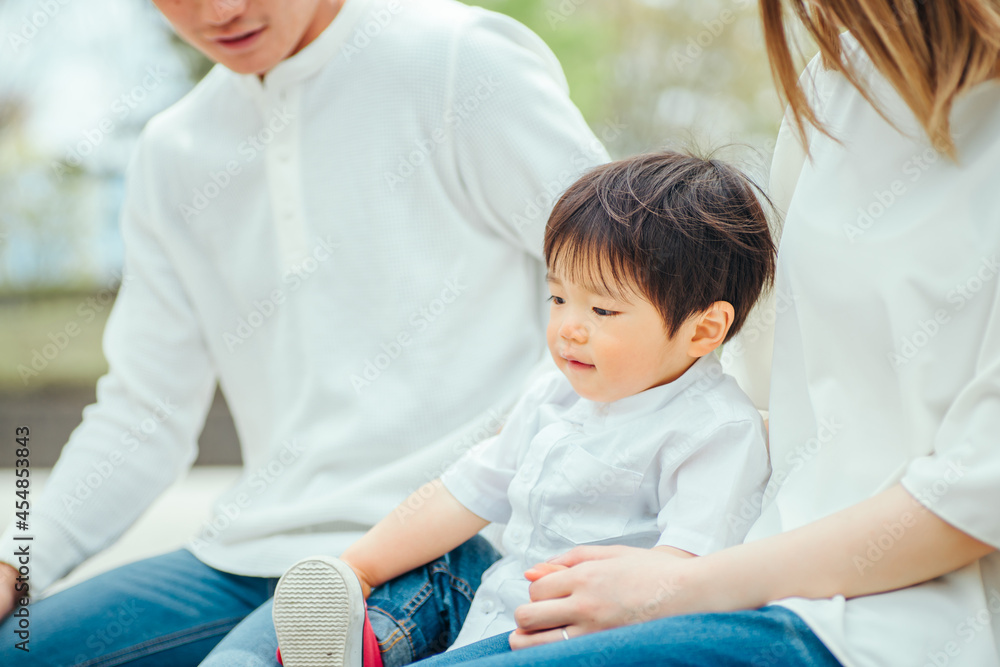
left=512, top=545, right=694, bottom=649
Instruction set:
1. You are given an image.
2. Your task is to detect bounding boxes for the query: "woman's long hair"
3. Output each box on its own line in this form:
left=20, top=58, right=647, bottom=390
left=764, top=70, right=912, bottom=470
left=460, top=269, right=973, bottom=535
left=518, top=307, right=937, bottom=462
left=761, top=0, right=1000, bottom=156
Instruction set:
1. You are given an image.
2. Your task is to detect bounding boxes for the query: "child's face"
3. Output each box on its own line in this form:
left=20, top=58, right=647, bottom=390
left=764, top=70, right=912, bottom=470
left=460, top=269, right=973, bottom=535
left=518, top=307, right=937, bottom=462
left=545, top=267, right=699, bottom=403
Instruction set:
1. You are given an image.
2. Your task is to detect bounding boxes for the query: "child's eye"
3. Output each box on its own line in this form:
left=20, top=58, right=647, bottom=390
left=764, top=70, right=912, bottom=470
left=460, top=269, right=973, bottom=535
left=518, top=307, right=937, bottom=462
left=547, top=295, right=565, bottom=305
left=592, top=307, right=619, bottom=317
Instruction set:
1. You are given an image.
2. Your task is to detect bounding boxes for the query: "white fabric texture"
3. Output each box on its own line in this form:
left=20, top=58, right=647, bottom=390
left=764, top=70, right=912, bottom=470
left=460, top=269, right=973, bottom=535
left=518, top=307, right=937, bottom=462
left=441, top=352, right=770, bottom=648
left=0, top=0, right=609, bottom=593
left=743, top=39, right=1000, bottom=667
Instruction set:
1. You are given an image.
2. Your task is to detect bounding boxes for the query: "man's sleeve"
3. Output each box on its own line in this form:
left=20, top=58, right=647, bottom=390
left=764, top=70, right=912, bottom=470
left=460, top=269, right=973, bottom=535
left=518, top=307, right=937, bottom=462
left=446, top=8, right=611, bottom=260
left=440, top=372, right=563, bottom=524
left=0, top=134, right=218, bottom=594
left=655, top=419, right=771, bottom=555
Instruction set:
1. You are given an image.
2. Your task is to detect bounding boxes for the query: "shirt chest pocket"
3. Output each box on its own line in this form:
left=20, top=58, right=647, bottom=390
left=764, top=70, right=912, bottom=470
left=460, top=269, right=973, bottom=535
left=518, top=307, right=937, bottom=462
left=536, top=446, right=644, bottom=545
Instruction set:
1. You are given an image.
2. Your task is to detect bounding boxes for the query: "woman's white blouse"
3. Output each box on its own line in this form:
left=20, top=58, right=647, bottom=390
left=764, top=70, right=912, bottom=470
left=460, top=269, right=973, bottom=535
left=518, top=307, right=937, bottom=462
left=441, top=352, right=770, bottom=649
left=730, top=39, right=1000, bottom=667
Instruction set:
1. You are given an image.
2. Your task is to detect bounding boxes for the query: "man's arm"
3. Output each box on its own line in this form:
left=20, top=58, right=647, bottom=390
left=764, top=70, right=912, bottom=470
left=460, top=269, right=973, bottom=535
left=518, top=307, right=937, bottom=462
left=0, top=132, right=217, bottom=612
left=448, top=9, right=610, bottom=262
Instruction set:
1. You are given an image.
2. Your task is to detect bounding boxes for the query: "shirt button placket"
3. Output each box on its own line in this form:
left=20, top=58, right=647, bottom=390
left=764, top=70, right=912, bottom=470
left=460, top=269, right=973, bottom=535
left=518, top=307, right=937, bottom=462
left=266, top=86, right=308, bottom=270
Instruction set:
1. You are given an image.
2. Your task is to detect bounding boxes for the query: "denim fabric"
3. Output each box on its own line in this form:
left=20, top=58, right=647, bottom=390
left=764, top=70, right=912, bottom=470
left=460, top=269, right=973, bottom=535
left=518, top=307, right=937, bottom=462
left=366, top=534, right=500, bottom=667
left=408, top=633, right=511, bottom=666
left=410, top=606, right=842, bottom=667
left=0, top=536, right=499, bottom=666
left=0, top=548, right=274, bottom=667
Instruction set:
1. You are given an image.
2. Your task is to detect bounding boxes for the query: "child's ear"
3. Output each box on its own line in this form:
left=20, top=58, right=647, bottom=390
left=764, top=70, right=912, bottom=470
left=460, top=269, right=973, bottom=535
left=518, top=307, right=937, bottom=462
left=687, top=301, right=735, bottom=357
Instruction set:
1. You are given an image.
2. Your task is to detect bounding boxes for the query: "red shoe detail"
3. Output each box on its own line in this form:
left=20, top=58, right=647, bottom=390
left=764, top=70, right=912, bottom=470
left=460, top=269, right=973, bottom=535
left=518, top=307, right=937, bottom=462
left=276, top=646, right=283, bottom=665
left=362, top=607, right=383, bottom=667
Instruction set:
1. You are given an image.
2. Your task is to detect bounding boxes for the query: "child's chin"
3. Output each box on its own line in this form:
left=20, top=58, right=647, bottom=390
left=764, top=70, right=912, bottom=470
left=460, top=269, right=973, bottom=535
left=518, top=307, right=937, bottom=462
left=566, top=379, right=613, bottom=403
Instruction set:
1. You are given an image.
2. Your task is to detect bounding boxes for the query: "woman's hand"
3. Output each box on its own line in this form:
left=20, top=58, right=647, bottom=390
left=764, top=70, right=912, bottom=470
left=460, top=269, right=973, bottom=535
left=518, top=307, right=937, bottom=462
left=509, top=545, right=698, bottom=650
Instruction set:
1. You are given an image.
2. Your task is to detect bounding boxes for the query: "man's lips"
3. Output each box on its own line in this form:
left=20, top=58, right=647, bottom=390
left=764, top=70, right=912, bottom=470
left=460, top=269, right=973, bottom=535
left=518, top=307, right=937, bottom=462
left=213, top=26, right=266, bottom=50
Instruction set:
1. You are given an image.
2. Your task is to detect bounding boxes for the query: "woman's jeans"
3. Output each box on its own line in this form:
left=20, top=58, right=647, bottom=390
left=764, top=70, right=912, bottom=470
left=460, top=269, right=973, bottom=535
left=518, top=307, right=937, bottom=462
left=0, top=535, right=500, bottom=666
left=410, top=606, right=842, bottom=667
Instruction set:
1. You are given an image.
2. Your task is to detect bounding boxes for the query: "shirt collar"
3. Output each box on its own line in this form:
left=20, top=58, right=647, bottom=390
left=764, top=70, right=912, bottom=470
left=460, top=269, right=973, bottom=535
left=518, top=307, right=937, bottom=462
left=237, top=0, right=371, bottom=98
left=568, top=352, right=724, bottom=431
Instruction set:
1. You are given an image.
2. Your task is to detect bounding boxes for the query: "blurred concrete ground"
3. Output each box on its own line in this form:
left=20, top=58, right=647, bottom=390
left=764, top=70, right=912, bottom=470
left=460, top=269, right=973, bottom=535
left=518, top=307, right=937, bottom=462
left=0, top=466, right=242, bottom=597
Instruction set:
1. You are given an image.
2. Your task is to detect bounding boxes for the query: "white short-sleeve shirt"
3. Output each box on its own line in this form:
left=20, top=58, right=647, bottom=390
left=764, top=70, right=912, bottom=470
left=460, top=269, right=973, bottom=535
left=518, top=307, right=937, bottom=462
left=441, top=352, right=770, bottom=648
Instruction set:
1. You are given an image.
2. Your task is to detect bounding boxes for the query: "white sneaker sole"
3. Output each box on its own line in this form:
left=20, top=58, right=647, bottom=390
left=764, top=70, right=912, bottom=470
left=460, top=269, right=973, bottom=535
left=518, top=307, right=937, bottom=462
left=273, top=556, right=366, bottom=667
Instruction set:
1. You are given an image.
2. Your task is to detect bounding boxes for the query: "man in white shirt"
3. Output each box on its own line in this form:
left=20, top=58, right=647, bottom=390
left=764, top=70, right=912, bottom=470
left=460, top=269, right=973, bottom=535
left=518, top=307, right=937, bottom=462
left=0, top=0, right=607, bottom=664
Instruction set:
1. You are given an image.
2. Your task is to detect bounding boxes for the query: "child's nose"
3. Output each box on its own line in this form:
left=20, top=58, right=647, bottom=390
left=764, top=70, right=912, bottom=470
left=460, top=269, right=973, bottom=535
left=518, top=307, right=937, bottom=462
left=558, top=317, right=588, bottom=342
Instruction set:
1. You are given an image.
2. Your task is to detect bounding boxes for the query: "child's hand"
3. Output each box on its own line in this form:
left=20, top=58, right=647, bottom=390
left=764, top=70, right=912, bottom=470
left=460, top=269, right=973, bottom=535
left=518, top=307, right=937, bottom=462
left=523, top=561, right=569, bottom=582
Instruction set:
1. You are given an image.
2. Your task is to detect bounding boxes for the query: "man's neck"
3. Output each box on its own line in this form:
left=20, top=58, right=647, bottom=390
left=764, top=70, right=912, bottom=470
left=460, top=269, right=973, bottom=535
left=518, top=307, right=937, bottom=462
left=294, top=0, right=347, bottom=57
left=260, top=0, right=346, bottom=81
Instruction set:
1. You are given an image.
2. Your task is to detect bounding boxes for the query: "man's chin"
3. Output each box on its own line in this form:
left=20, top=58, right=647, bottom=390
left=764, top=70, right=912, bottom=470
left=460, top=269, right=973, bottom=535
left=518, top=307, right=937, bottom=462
left=217, top=54, right=279, bottom=76
left=196, top=45, right=283, bottom=77
left=225, top=62, right=277, bottom=77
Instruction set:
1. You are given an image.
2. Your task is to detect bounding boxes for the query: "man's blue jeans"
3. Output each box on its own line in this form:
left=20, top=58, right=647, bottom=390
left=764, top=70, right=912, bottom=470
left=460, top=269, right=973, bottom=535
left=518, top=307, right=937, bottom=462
left=0, top=536, right=499, bottom=666
left=410, top=606, right=842, bottom=667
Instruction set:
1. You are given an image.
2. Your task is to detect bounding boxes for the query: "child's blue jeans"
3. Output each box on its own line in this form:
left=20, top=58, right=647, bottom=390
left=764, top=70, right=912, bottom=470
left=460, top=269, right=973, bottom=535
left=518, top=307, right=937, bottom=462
left=0, top=536, right=500, bottom=666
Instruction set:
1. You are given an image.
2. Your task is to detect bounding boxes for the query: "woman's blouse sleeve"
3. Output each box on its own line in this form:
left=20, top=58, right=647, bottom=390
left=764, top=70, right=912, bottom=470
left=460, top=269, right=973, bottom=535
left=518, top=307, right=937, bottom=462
left=901, top=279, right=1000, bottom=548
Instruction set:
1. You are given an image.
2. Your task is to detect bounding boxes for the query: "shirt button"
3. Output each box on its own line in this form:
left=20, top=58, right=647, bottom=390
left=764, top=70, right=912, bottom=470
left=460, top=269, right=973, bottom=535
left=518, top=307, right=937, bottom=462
left=482, top=600, right=494, bottom=613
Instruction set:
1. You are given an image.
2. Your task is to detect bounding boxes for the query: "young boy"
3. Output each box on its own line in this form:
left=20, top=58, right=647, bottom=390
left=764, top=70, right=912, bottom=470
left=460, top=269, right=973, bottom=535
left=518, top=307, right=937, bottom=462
left=272, top=151, right=776, bottom=667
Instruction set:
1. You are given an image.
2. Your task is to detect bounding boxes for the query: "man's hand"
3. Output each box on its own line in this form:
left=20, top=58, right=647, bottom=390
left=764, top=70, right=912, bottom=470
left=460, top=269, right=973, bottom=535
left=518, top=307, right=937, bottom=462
left=509, top=545, right=697, bottom=650
left=0, top=562, right=21, bottom=619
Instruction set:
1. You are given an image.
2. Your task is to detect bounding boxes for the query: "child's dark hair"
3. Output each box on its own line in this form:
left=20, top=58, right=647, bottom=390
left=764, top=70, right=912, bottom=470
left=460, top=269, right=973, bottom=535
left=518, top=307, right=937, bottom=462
left=544, top=151, right=776, bottom=343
